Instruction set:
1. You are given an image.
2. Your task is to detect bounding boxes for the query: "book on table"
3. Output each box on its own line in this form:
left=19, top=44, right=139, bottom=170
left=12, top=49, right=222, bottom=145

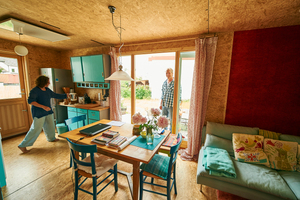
left=101, top=130, right=119, bottom=138
left=93, top=132, right=120, bottom=145
left=108, top=136, right=127, bottom=148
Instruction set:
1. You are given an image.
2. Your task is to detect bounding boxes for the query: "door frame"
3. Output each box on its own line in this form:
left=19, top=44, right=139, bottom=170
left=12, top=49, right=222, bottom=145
left=0, top=50, right=31, bottom=138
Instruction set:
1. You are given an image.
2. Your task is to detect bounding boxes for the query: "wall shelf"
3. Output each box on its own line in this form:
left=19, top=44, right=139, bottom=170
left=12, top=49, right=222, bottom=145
left=76, top=82, right=110, bottom=89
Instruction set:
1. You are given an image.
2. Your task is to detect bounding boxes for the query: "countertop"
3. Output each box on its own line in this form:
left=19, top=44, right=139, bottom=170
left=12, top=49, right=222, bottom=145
left=59, top=102, right=109, bottom=111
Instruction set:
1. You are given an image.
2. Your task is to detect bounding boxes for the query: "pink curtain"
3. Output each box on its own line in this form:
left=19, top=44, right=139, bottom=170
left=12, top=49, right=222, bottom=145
left=108, top=47, right=122, bottom=121
left=179, top=37, right=218, bottom=161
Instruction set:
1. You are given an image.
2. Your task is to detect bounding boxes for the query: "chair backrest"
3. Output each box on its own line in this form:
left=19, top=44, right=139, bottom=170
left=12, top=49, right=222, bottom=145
left=65, top=115, right=86, bottom=131
left=168, top=133, right=182, bottom=176
left=66, top=138, right=98, bottom=175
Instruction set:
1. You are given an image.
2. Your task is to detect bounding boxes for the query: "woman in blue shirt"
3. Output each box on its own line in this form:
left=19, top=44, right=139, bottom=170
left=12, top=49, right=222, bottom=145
left=18, top=76, right=68, bottom=153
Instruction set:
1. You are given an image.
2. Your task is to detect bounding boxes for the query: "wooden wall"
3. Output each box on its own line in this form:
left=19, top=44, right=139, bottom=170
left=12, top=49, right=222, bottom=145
left=0, top=38, right=64, bottom=90
left=1, top=34, right=234, bottom=124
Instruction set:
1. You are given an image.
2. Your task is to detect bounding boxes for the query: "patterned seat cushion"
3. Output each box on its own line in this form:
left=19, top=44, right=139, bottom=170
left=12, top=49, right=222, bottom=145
left=232, top=133, right=269, bottom=166
left=259, top=129, right=281, bottom=140
left=140, top=154, right=169, bottom=179
left=264, top=139, right=298, bottom=171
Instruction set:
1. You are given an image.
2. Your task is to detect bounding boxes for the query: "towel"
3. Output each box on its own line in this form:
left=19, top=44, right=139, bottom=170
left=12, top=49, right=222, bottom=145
left=202, top=147, right=236, bottom=179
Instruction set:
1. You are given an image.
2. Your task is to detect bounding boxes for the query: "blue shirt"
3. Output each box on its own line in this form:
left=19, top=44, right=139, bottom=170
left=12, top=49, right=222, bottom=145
left=28, top=87, right=67, bottom=118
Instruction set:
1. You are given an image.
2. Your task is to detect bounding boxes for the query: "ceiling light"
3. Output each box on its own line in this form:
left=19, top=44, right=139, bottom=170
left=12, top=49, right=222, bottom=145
left=105, top=6, right=134, bottom=81
left=14, top=28, right=28, bottom=56
left=0, top=18, right=70, bottom=42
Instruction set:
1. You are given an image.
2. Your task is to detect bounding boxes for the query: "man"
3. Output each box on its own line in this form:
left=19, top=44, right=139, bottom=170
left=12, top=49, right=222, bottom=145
left=159, top=68, right=181, bottom=131
left=18, top=76, right=68, bottom=153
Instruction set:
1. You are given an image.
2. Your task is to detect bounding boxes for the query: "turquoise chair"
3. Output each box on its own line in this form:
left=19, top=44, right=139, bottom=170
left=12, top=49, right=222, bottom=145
left=65, top=114, right=87, bottom=131
left=65, top=115, right=87, bottom=167
left=67, top=138, right=118, bottom=200
left=139, top=133, right=182, bottom=200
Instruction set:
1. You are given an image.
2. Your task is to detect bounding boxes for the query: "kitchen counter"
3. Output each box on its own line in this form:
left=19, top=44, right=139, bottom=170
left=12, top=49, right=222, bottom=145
left=59, top=102, right=109, bottom=111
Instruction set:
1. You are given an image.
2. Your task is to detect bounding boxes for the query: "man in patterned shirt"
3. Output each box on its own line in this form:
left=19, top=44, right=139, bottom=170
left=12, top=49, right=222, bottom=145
left=159, top=68, right=181, bottom=131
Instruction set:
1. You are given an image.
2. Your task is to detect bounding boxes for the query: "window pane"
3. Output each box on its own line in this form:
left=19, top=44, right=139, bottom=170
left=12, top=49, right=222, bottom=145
left=0, top=56, right=21, bottom=99
left=178, top=51, right=195, bottom=138
left=135, top=52, right=176, bottom=130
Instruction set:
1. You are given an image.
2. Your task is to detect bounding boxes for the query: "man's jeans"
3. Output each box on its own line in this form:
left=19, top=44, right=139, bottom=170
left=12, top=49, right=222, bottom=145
left=162, top=106, right=173, bottom=131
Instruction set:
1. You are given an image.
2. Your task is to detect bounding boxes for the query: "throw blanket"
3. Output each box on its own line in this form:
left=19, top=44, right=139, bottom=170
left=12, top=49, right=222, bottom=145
left=202, top=147, right=237, bottom=179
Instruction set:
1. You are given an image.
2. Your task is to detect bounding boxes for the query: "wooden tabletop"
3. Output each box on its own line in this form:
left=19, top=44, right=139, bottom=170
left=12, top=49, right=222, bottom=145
left=58, top=119, right=170, bottom=164
left=59, top=102, right=109, bottom=111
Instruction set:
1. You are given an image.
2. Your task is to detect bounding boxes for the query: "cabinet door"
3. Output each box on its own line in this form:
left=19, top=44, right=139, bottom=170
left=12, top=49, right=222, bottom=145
left=67, top=111, right=78, bottom=130
left=82, top=55, right=104, bottom=82
left=70, top=57, right=84, bottom=82
left=77, top=108, right=88, bottom=128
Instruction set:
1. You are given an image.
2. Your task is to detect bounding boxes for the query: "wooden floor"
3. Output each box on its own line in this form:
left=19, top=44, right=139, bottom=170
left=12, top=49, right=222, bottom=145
left=1, top=132, right=217, bottom=200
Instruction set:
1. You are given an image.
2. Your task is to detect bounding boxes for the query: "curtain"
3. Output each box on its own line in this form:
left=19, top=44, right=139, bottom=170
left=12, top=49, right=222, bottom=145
left=179, top=37, right=218, bottom=161
left=108, top=47, right=122, bottom=121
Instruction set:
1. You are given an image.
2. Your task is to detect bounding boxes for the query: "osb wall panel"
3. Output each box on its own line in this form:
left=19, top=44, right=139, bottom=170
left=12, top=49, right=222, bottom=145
left=0, top=38, right=64, bottom=90
left=60, top=46, right=111, bottom=101
left=120, top=39, right=195, bottom=54
left=205, top=32, right=234, bottom=124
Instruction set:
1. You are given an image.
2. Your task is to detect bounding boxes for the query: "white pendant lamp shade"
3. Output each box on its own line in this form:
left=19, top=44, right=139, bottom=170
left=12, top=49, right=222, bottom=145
left=14, top=45, right=28, bottom=56
left=105, top=65, right=134, bottom=81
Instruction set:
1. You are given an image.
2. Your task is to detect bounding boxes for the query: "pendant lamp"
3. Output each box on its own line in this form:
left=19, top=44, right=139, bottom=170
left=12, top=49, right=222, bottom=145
left=105, top=6, right=134, bottom=81
left=14, top=28, right=28, bottom=56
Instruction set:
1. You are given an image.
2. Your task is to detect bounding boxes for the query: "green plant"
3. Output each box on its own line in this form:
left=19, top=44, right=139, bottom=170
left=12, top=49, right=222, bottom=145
left=136, top=85, right=151, bottom=99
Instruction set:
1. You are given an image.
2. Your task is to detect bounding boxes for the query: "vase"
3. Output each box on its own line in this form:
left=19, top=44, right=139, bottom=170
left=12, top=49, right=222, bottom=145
left=132, top=124, right=141, bottom=135
left=146, top=128, right=154, bottom=145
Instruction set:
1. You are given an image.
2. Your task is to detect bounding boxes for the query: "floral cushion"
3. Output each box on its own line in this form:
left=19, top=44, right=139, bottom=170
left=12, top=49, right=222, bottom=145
left=232, top=133, right=269, bottom=166
left=264, top=139, right=298, bottom=171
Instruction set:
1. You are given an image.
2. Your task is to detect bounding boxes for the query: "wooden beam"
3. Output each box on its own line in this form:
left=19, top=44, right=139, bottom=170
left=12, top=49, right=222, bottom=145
left=172, top=51, right=180, bottom=133
left=130, top=55, right=136, bottom=124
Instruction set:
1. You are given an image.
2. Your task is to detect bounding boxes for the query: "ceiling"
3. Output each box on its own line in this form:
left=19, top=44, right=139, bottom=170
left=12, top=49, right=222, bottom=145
left=0, top=0, right=299, bottom=51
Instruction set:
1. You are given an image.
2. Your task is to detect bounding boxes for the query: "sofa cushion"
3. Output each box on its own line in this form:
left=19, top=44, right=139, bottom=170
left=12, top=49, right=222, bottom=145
left=277, top=171, right=300, bottom=200
left=259, top=129, right=281, bottom=140
left=264, top=139, right=298, bottom=171
left=204, top=134, right=234, bottom=157
left=232, top=133, right=269, bottom=166
left=206, top=121, right=259, bottom=141
left=197, top=148, right=297, bottom=200
left=280, top=134, right=300, bottom=145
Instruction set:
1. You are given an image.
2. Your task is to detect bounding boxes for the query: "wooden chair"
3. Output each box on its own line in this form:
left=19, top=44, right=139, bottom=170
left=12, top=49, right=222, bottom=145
left=66, top=138, right=118, bottom=200
left=139, top=133, right=182, bottom=200
left=65, top=115, right=87, bottom=167
left=65, top=114, right=87, bottom=131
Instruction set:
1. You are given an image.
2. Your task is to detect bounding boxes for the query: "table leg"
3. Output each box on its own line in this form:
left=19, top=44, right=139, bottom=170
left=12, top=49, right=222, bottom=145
left=132, top=161, right=140, bottom=200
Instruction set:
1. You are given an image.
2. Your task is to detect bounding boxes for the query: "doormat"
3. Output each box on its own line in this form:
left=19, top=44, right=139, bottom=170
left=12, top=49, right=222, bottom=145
left=217, top=190, right=248, bottom=200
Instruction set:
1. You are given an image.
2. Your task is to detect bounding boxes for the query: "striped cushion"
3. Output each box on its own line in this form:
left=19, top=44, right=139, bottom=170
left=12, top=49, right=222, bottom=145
left=140, top=154, right=169, bottom=179
left=259, top=129, right=281, bottom=140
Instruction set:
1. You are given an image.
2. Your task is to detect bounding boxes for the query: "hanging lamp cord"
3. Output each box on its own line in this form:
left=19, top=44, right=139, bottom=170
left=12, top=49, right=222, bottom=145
left=111, top=12, right=125, bottom=65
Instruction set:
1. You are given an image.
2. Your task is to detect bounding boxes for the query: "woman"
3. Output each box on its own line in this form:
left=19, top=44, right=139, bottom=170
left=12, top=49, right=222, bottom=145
left=18, top=76, right=68, bottom=153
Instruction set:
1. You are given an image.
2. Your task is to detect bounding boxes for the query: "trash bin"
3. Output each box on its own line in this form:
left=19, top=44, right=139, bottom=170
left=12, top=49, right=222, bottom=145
left=56, top=123, right=68, bottom=135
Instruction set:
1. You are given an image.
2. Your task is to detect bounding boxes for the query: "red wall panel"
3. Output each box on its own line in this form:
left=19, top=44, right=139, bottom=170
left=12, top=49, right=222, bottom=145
left=225, top=25, right=300, bottom=135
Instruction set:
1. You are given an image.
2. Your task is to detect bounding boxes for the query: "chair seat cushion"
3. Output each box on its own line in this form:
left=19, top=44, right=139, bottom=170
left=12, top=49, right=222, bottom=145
left=78, top=153, right=118, bottom=177
left=140, top=154, right=169, bottom=179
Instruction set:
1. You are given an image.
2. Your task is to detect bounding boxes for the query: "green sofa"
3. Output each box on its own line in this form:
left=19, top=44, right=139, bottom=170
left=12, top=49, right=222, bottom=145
left=197, top=121, right=300, bottom=200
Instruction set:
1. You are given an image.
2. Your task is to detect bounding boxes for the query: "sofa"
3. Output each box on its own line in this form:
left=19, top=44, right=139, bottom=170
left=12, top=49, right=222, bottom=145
left=197, top=121, right=300, bottom=200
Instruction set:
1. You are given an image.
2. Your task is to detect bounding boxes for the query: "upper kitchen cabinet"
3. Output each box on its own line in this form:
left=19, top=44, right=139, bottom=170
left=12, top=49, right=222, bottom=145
left=70, top=54, right=111, bottom=83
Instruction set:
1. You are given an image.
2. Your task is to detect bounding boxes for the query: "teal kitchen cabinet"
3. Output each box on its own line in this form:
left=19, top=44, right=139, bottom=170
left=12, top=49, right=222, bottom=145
left=70, top=54, right=110, bottom=83
left=82, top=55, right=104, bottom=82
left=88, top=110, right=100, bottom=124
left=67, top=107, right=78, bottom=130
left=77, top=108, right=88, bottom=127
left=70, top=57, right=84, bottom=82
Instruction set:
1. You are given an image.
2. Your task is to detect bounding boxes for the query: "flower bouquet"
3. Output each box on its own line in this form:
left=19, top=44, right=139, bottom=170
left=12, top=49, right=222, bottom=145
left=132, top=108, right=169, bottom=144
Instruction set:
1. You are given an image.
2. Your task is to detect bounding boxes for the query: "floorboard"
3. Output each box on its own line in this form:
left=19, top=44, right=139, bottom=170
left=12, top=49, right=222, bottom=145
left=1, top=132, right=217, bottom=200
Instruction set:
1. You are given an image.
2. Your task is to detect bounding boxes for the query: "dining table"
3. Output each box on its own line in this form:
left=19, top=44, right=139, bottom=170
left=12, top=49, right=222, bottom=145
left=58, top=119, right=170, bottom=200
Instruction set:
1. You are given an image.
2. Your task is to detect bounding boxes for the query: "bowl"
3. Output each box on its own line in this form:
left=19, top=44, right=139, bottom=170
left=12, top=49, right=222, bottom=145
left=140, top=131, right=147, bottom=139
